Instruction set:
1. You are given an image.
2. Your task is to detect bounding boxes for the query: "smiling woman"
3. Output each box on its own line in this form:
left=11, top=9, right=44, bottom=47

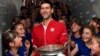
left=71, top=26, right=95, bottom=56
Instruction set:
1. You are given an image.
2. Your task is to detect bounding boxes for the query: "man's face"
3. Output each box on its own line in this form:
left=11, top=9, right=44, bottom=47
left=40, top=3, right=53, bottom=20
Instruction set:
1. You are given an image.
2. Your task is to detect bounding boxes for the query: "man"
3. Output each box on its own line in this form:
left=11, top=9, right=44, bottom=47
left=32, top=1, right=68, bottom=56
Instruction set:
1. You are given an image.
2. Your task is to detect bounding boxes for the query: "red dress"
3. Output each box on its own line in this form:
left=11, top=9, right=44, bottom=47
left=32, top=20, right=68, bottom=56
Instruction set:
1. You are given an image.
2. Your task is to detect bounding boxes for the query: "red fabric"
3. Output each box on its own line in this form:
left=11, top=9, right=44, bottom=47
left=32, top=20, right=68, bottom=56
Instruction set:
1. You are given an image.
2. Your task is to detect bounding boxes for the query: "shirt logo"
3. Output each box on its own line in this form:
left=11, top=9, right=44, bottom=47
left=50, top=28, right=55, bottom=32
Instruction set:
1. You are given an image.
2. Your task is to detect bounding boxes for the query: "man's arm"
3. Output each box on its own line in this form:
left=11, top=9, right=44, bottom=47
left=59, top=23, right=68, bottom=45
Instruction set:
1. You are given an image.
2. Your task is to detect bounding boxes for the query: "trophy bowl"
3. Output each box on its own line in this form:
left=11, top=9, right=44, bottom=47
left=38, top=44, right=65, bottom=56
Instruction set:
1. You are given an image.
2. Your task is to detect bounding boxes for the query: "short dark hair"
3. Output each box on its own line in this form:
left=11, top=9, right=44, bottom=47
left=40, top=0, right=53, bottom=8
